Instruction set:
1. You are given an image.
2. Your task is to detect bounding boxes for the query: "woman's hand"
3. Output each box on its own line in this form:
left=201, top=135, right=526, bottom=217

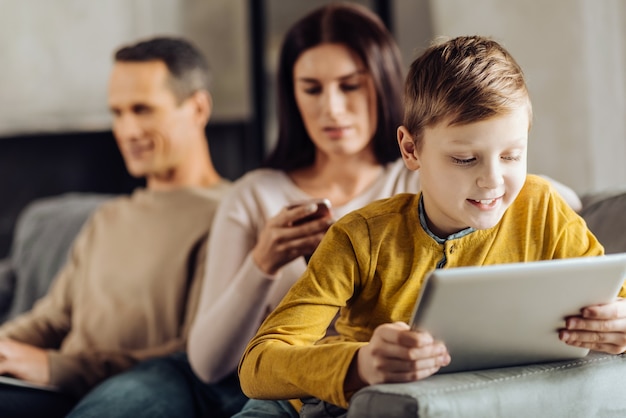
left=346, top=322, right=450, bottom=392
left=252, top=202, right=333, bottom=275
left=560, top=297, right=626, bottom=354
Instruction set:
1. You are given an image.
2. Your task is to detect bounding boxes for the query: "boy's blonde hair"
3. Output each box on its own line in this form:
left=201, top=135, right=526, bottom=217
left=403, top=35, right=532, bottom=149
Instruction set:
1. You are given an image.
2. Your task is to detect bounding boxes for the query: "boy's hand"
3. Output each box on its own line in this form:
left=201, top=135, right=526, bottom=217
left=560, top=298, right=626, bottom=354
left=0, top=339, right=50, bottom=384
left=356, top=322, right=450, bottom=386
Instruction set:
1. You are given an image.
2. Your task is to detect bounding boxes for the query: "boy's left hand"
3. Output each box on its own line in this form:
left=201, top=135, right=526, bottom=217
left=560, top=298, right=626, bottom=354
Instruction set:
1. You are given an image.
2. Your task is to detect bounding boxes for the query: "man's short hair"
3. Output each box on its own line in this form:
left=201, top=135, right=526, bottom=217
left=114, top=36, right=211, bottom=103
left=403, top=35, right=532, bottom=149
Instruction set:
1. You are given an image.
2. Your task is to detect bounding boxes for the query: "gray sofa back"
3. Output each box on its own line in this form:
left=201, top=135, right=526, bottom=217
left=580, top=189, right=626, bottom=254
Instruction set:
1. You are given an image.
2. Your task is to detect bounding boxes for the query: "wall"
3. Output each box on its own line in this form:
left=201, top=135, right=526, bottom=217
left=428, top=0, right=626, bottom=194
left=0, top=0, right=250, bottom=136
left=0, top=0, right=624, bottom=257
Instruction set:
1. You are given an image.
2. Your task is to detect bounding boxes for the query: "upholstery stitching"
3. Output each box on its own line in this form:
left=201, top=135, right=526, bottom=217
left=417, top=354, right=625, bottom=395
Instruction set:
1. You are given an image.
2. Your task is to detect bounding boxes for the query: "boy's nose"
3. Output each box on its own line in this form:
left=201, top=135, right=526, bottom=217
left=477, top=162, right=505, bottom=189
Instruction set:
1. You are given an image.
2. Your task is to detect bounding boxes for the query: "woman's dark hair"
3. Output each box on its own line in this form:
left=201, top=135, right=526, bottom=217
left=264, top=3, right=404, bottom=171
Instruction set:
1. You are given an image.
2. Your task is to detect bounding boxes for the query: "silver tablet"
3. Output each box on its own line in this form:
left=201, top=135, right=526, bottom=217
left=410, top=253, right=626, bottom=374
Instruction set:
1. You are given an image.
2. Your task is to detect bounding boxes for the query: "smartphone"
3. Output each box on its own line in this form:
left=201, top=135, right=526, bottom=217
left=288, top=198, right=332, bottom=226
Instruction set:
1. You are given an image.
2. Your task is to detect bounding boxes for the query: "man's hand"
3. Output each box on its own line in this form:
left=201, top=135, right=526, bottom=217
left=560, top=298, right=626, bottom=354
left=0, top=339, right=50, bottom=384
left=346, top=322, right=450, bottom=392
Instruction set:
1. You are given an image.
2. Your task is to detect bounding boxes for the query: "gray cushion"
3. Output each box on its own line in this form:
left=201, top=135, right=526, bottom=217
left=5, top=193, right=112, bottom=320
left=0, top=258, right=15, bottom=322
left=580, top=190, right=626, bottom=254
left=348, top=352, right=626, bottom=418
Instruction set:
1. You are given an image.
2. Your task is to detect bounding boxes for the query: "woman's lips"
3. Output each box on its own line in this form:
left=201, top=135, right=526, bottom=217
left=323, top=126, right=352, bottom=139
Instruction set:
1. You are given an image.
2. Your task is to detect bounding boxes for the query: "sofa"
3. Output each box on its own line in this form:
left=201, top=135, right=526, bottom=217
left=0, top=189, right=625, bottom=417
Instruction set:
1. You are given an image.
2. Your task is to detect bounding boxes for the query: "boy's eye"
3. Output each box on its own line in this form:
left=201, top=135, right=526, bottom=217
left=451, top=156, right=476, bottom=165
left=502, top=154, right=522, bottom=161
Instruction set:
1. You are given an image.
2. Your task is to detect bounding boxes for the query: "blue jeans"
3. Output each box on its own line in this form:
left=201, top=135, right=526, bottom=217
left=233, top=399, right=299, bottom=418
left=233, top=398, right=349, bottom=418
left=67, top=352, right=247, bottom=418
left=0, top=384, right=77, bottom=418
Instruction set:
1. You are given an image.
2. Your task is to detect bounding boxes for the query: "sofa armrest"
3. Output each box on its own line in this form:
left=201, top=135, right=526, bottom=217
left=347, top=352, right=626, bottom=418
left=0, top=258, right=16, bottom=322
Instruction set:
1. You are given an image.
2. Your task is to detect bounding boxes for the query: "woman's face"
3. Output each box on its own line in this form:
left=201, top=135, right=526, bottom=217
left=293, top=43, right=378, bottom=160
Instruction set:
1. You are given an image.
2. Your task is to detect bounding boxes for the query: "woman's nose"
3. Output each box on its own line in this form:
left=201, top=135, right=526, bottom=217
left=322, top=88, right=346, bottom=118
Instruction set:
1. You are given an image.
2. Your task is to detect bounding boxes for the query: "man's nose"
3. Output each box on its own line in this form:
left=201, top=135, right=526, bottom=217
left=113, top=114, right=142, bottom=141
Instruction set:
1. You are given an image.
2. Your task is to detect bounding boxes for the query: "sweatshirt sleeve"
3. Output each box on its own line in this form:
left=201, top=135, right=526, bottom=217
left=239, top=220, right=368, bottom=409
left=187, top=188, right=278, bottom=383
left=0, top=218, right=91, bottom=347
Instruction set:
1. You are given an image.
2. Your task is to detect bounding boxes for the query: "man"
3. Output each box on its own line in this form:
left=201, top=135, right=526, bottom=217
left=0, top=37, right=231, bottom=417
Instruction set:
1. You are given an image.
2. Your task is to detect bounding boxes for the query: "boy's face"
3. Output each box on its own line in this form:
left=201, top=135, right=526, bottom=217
left=398, top=107, right=529, bottom=238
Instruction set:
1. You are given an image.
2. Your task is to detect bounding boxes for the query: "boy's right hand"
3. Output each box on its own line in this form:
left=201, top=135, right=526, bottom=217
left=356, top=322, right=450, bottom=386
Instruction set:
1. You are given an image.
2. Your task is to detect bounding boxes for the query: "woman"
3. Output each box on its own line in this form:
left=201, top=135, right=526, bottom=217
left=188, top=0, right=582, bottom=390
left=187, top=2, right=419, bottom=386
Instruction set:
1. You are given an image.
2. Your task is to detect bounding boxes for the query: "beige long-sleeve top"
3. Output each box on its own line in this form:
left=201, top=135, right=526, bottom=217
left=0, top=184, right=229, bottom=395
left=188, top=159, right=422, bottom=383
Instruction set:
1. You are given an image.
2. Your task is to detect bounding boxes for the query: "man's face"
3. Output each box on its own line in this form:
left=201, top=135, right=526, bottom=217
left=398, top=106, right=529, bottom=237
left=108, top=61, right=197, bottom=179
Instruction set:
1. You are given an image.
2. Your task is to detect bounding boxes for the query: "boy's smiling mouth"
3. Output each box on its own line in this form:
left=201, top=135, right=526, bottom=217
left=468, top=197, right=501, bottom=209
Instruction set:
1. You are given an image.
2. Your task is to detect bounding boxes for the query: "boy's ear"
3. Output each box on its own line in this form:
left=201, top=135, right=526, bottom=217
left=397, top=126, right=420, bottom=171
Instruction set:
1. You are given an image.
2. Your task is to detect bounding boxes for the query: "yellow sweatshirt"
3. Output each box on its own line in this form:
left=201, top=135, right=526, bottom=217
left=239, top=175, right=609, bottom=409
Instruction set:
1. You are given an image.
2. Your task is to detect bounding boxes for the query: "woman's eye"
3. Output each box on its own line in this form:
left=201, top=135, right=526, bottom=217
left=303, top=86, right=322, bottom=95
left=341, top=83, right=361, bottom=92
left=451, top=157, right=476, bottom=165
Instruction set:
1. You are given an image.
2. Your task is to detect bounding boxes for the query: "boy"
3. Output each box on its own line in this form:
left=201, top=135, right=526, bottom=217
left=236, top=36, right=626, bottom=415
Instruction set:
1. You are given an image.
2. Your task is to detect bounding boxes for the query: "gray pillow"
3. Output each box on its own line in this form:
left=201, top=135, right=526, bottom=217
left=580, top=190, right=626, bottom=254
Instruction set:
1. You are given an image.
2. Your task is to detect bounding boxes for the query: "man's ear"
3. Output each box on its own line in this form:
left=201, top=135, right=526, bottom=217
left=397, top=126, right=420, bottom=171
left=189, top=90, right=212, bottom=127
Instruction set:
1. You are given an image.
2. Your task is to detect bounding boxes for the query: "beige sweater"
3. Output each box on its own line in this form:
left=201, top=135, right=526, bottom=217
left=0, top=183, right=229, bottom=395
